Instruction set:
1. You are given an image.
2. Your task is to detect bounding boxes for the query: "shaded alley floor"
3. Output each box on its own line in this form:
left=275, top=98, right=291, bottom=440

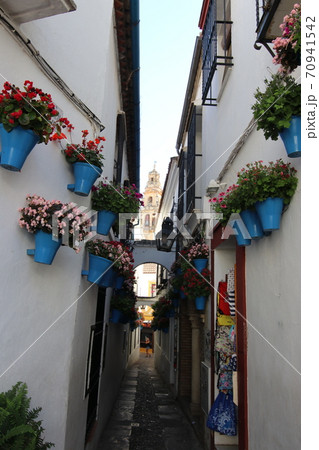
left=97, top=353, right=204, bottom=450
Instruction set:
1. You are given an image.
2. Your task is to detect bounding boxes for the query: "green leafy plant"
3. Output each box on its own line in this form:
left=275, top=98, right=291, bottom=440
left=0, top=80, right=69, bottom=144
left=61, top=129, right=105, bottom=169
left=181, top=268, right=211, bottom=300
left=210, top=160, right=298, bottom=223
left=110, top=290, right=137, bottom=317
left=91, top=181, right=143, bottom=214
left=235, top=159, right=298, bottom=205
left=18, top=194, right=92, bottom=253
left=209, top=184, right=243, bottom=226
left=251, top=73, right=301, bottom=141
left=0, top=381, right=54, bottom=449
left=151, top=297, right=173, bottom=330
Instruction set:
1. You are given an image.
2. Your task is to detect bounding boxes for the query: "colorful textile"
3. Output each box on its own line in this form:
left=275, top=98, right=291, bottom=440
left=218, top=281, right=230, bottom=315
left=218, top=371, right=233, bottom=390
left=214, top=326, right=234, bottom=355
left=227, top=268, right=236, bottom=316
left=206, top=391, right=237, bottom=436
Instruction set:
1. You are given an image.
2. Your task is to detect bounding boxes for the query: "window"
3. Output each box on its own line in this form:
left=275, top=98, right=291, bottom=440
left=145, top=214, right=150, bottom=226
left=113, top=113, right=126, bottom=183
left=202, top=0, right=233, bottom=105
left=148, top=196, right=153, bottom=203
left=177, top=152, right=185, bottom=221
left=186, top=106, right=202, bottom=214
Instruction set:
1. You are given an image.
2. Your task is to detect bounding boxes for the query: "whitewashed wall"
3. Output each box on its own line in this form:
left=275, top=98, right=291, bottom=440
left=198, top=2, right=301, bottom=448
left=0, top=1, right=134, bottom=448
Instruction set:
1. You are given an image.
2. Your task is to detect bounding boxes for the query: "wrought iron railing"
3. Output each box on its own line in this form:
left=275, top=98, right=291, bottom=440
left=202, top=0, right=233, bottom=105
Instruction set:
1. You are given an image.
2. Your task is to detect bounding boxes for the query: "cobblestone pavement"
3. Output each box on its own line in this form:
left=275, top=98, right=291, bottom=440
left=97, top=354, right=204, bottom=450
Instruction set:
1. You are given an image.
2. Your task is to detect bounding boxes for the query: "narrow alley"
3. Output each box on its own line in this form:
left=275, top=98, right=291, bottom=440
left=97, top=354, right=204, bottom=450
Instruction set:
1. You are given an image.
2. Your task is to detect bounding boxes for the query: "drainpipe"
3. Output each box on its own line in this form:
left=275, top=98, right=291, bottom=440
left=130, top=0, right=140, bottom=191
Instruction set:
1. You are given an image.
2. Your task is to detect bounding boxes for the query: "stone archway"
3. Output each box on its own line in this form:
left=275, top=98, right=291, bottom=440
left=132, top=240, right=175, bottom=270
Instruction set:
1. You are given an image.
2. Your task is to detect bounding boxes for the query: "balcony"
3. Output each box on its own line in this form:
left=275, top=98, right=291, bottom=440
left=255, top=0, right=296, bottom=54
left=0, top=0, right=76, bottom=24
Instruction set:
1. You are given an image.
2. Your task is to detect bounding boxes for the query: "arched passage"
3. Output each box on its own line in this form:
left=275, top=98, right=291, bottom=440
left=132, top=241, right=175, bottom=270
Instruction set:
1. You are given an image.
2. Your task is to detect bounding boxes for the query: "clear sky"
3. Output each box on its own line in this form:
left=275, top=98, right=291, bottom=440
left=139, top=0, right=202, bottom=192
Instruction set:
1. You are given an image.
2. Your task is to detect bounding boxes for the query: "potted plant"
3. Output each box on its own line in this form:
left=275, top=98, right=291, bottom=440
left=91, top=180, right=143, bottom=235
left=209, top=184, right=255, bottom=245
left=251, top=73, right=301, bottom=157
left=183, top=239, right=210, bottom=272
left=60, top=129, right=105, bottom=196
left=151, top=297, right=174, bottom=331
left=181, top=267, right=211, bottom=310
left=110, top=289, right=137, bottom=324
left=114, top=258, right=134, bottom=290
left=0, top=381, right=54, bottom=448
left=236, top=159, right=298, bottom=231
left=19, top=194, right=92, bottom=264
left=167, top=287, right=180, bottom=309
left=272, top=4, right=301, bottom=74
left=0, top=80, right=70, bottom=171
left=83, top=238, right=121, bottom=287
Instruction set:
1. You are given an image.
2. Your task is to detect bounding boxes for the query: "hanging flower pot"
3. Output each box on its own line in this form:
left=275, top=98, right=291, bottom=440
left=0, top=125, right=39, bottom=171
left=279, top=116, right=301, bottom=158
left=67, top=162, right=102, bottom=196
left=26, top=230, right=61, bottom=265
left=193, top=258, right=208, bottom=272
left=82, top=254, right=113, bottom=285
left=240, top=209, right=264, bottom=240
left=180, top=290, right=186, bottom=299
left=96, top=210, right=117, bottom=235
left=114, top=275, right=125, bottom=290
left=255, top=197, right=284, bottom=232
left=231, top=220, right=251, bottom=247
left=195, top=296, right=207, bottom=311
left=99, top=265, right=117, bottom=288
left=110, top=308, right=123, bottom=324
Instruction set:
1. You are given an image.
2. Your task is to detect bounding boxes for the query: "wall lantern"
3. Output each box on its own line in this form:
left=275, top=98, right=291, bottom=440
left=156, top=217, right=176, bottom=252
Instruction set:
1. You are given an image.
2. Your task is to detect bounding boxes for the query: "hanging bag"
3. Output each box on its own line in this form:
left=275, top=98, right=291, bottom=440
left=206, top=391, right=237, bottom=436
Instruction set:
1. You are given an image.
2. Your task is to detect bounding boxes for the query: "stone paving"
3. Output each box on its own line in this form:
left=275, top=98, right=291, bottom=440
left=97, top=354, right=204, bottom=450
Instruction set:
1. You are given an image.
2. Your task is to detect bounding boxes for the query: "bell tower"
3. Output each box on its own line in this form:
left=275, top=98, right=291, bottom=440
left=141, top=164, right=162, bottom=240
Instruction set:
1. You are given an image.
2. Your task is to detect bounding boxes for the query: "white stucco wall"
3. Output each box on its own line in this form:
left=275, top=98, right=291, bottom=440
left=197, top=2, right=301, bottom=448
left=0, top=1, right=134, bottom=448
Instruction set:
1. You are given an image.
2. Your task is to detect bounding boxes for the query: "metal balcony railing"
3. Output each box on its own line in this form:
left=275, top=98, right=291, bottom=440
left=202, top=0, right=233, bottom=106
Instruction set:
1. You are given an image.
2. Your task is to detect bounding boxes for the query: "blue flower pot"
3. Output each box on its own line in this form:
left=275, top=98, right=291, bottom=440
left=162, top=328, right=169, bottom=334
left=67, top=162, right=102, bottom=196
left=26, top=230, right=61, bottom=265
left=193, top=258, right=208, bottom=272
left=180, top=290, right=186, bottom=299
left=240, top=209, right=264, bottom=240
left=110, top=308, right=123, bottom=324
left=96, top=210, right=117, bottom=235
left=255, top=197, right=284, bottom=232
left=195, top=296, right=207, bottom=311
left=114, top=275, right=125, bottom=290
left=0, top=124, right=39, bottom=171
left=231, top=220, right=251, bottom=247
left=99, top=265, right=116, bottom=288
left=279, top=116, right=301, bottom=158
left=82, top=254, right=113, bottom=285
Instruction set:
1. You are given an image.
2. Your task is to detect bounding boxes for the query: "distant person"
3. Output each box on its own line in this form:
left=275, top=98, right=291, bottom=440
left=145, top=336, right=151, bottom=357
